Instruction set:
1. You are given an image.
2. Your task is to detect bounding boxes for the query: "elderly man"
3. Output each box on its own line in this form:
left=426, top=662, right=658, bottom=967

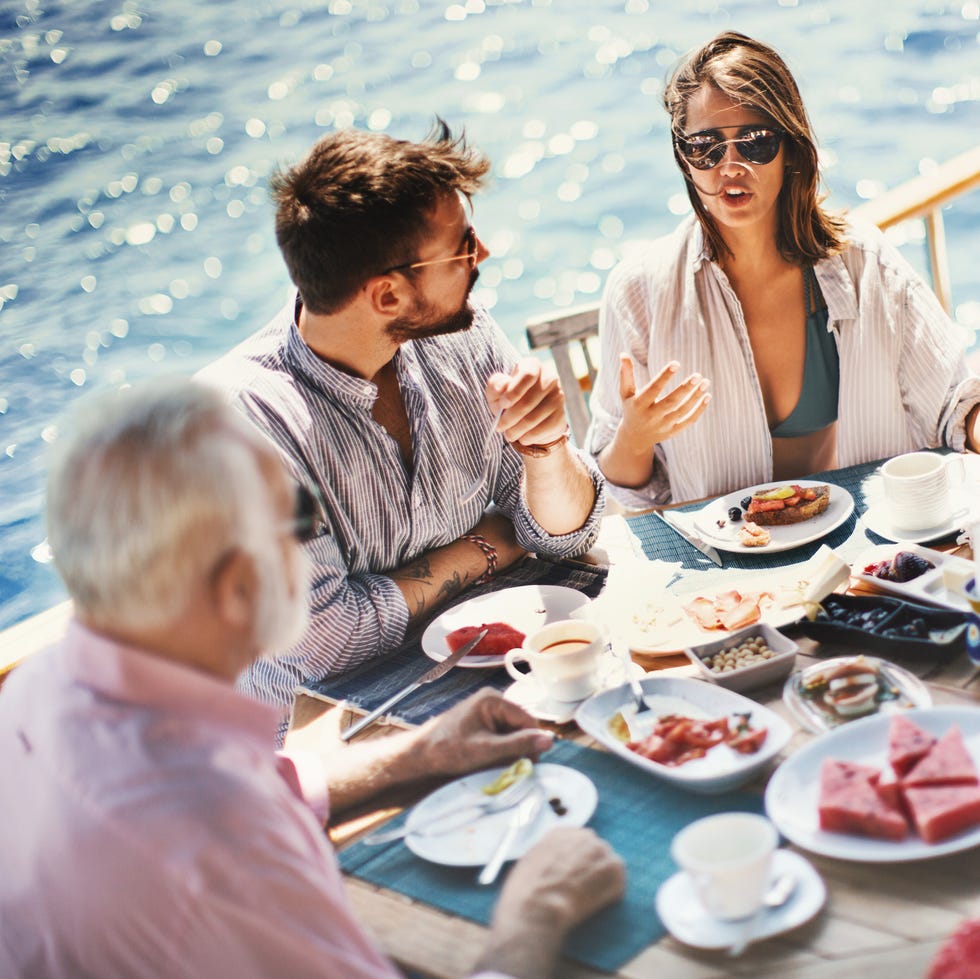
left=199, top=122, right=605, bottom=727
left=0, top=378, right=623, bottom=979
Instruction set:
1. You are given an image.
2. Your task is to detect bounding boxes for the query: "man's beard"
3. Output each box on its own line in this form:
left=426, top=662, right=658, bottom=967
left=254, top=543, right=311, bottom=656
left=385, top=270, right=479, bottom=343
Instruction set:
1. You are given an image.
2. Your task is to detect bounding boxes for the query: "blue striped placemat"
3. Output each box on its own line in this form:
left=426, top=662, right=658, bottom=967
left=625, top=456, right=955, bottom=574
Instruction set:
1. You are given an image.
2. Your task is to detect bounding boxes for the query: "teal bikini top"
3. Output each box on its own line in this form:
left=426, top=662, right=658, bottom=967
left=769, top=268, right=839, bottom=439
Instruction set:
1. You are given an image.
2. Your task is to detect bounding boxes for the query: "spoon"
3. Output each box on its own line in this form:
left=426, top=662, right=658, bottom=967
left=727, top=871, right=798, bottom=957
left=361, top=766, right=534, bottom=845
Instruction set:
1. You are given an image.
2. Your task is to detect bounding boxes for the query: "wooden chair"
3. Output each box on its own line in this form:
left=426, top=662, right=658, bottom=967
left=525, top=302, right=600, bottom=447
left=526, top=143, right=980, bottom=447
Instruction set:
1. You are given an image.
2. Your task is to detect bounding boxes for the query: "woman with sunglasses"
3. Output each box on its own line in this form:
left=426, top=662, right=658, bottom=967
left=586, top=31, right=980, bottom=507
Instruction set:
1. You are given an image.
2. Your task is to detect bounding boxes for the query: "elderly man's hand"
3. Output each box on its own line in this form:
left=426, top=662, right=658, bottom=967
left=486, top=357, right=568, bottom=451
left=476, top=827, right=625, bottom=979
left=415, top=689, right=554, bottom=780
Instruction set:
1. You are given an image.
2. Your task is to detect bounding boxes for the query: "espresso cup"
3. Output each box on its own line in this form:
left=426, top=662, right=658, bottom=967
left=503, top=619, right=604, bottom=702
left=670, top=812, right=778, bottom=921
left=880, top=452, right=966, bottom=532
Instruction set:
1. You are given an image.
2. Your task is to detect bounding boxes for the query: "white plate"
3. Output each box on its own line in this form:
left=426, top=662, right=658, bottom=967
left=655, top=849, right=826, bottom=950
left=690, top=480, right=855, bottom=554
left=504, top=652, right=645, bottom=723
left=627, top=565, right=824, bottom=656
left=852, top=543, right=975, bottom=612
left=575, top=676, right=793, bottom=794
left=765, top=706, right=980, bottom=861
left=422, top=585, right=590, bottom=668
left=861, top=497, right=972, bottom=545
left=404, top=763, right=597, bottom=866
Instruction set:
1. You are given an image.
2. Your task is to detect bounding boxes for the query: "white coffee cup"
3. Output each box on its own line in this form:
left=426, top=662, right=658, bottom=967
left=503, top=618, right=604, bottom=703
left=880, top=452, right=966, bottom=532
left=670, top=812, right=778, bottom=921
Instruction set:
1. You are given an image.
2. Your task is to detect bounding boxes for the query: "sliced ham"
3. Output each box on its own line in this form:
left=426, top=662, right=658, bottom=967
left=682, top=590, right=774, bottom=632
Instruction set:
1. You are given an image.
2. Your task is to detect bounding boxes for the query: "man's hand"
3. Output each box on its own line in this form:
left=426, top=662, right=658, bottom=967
left=486, top=357, right=568, bottom=451
left=322, top=689, right=552, bottom=816
left=414, top=688, right=554, bottom=779
left=618, top=354, right=711, bottom=448
left=475, top=827, right=626, bottom=979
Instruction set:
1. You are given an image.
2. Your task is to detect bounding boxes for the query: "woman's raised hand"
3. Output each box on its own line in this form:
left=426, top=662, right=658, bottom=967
left=618, top=354, right=711, bottom=447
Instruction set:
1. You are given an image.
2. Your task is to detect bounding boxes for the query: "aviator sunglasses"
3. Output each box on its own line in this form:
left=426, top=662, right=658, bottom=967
left=675, top=126, right=786, bottom=171
left=384, top=225, right=479, bottom=274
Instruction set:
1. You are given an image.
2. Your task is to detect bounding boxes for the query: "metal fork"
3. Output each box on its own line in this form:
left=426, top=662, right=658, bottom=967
left=623, top=670, right=654, bottom=742
left=461, top=407, right=504, bottom=504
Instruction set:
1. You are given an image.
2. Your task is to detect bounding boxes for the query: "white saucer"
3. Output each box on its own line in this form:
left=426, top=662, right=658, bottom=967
left=861, top=499, right=970, bottom=544
left=655, top=849, right=826, bottom=950
left=503, top=652, right=645, bottom=723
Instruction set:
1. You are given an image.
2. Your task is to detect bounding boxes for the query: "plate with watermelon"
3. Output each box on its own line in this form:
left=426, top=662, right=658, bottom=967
left=766, top=707, right=980, bottom=861
left=422, top=585, right=590, bottom=668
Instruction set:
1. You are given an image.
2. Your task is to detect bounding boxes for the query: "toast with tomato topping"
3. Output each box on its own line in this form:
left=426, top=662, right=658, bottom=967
left=745, top=484, right=830, bottom=526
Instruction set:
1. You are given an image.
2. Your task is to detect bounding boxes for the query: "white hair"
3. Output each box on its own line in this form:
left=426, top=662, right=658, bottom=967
left=46, top=376, right=278, bottom=633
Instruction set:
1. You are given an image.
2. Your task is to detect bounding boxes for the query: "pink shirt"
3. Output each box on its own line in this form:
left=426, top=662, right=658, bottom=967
left=0, top=621, right=401, bottom=978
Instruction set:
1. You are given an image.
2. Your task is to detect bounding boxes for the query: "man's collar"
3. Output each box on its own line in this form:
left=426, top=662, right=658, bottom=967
left=61, top=619, right=281, bottom=743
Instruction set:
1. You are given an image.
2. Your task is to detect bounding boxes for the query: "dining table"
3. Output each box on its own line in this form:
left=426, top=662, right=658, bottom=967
left=286, top=455, right=980, bottom=979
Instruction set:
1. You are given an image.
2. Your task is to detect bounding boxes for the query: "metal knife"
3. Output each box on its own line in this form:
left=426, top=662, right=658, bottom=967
left=477, top=782, right=543, bottom=885
left=654, top=509, right=723, bottom=567
left=340, top=628, right=489, bottom=742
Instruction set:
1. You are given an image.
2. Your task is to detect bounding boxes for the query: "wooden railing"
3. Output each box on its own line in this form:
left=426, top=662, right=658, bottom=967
left=527, top=143, right=980, bottom=446
left=852, top=143, right=980, bottom=314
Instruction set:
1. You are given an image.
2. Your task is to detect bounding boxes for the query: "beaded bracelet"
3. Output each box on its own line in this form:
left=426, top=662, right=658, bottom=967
left=460, top=533, right=498, bottom=585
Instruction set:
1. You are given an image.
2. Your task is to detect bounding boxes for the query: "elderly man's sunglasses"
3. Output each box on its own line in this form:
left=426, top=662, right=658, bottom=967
left=675, top=127, right=786, bottom=171
left=289, top=483, right=323, bottom=544
left=384, top=225, right=478, bottom=274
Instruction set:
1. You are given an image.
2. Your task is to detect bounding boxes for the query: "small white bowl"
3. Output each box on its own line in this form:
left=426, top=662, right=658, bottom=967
left=685, top=623, right=799, bottom=693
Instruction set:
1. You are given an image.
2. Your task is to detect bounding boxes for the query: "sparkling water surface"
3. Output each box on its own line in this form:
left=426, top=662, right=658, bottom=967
left=2, top=0, right=980, bottom=628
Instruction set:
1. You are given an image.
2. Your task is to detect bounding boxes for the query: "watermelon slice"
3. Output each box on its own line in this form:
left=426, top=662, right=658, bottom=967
left=888, top=714, right=937, bottom=777
left=927, top=917, right=980, bottom=979
left=903, top=726, right=979, bottom=787
left=903, top=782, right=980, bottom=844
left=818, top=758, right=909, bottom=841
left=445, top=622, right=525, bottom=657
left=871, top=765, right=905, bottom=814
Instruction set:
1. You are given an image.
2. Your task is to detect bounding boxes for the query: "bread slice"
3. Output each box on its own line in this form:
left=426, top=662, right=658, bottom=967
left=746, top=484, right=830, bottom=526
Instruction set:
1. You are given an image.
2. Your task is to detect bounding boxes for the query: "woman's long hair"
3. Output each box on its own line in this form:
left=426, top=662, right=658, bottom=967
left=663, top=31, right=847, bottom=264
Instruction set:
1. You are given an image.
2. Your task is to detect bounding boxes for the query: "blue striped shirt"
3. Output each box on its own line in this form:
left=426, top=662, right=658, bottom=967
left=199, top=294, right=604, bottom=723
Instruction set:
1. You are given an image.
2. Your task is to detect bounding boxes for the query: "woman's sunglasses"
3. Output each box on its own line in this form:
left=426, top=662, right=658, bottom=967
left=675, top=127, right=786, bottom=171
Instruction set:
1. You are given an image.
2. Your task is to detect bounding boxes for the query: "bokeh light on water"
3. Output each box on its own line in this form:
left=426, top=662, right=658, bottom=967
left=1, top=0, right=979, bottom=627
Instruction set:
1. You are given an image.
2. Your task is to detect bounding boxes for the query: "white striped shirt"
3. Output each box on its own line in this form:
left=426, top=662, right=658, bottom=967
left=586, top=215, right=980, bottom=508
left=199, top=296, right=603, bottom=724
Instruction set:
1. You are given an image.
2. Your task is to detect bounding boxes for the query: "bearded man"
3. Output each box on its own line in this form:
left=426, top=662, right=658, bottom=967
left=199, top=123, right=604, bottom=730
left=0, top=378, right=623, bottom=979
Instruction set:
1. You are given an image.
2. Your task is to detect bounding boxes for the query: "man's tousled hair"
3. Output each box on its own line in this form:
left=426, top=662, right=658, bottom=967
left=271, top=119, right=491, bottom=313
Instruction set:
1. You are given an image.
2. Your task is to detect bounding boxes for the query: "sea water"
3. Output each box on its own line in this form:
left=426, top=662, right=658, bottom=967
left=2, top=0, right=979, bottom=628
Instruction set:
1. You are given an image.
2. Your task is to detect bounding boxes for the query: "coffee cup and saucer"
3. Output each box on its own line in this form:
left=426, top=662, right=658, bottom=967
left=502, top=619, right=642, bottom=723
left=655, top=812, right=826, bottom=951
left=863, top=452, right=972, bottom=543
